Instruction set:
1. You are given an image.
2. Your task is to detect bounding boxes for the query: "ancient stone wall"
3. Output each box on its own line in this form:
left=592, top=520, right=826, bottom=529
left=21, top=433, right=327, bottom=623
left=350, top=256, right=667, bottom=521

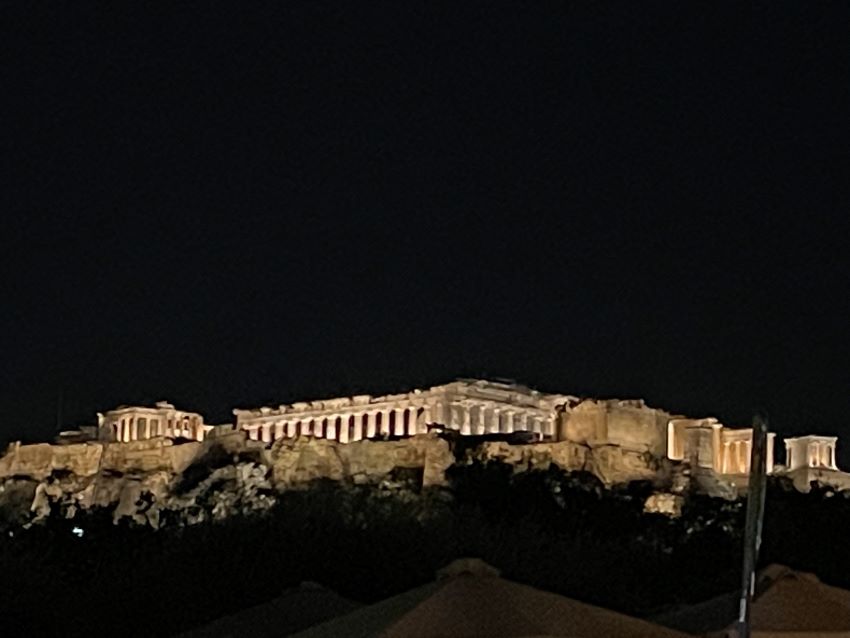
left=559, top=399, right=670, bottom=457
left=0, top=442, right=103, bottom=479
left=268, top=433, right=453, bottom=488
left=0, top=432, right=458, bottom=529
left=0, top=437, right=227, bottom=482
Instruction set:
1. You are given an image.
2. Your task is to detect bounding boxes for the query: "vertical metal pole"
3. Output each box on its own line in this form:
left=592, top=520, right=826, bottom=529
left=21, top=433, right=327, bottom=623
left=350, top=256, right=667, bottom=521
left=736, top=411, right=769, bottom=638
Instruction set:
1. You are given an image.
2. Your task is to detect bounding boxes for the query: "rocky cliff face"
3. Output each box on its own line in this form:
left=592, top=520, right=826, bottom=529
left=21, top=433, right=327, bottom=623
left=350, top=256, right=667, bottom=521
left=474, top=439, right=667, bottom=486
left=0, top=430, right=670, bottom=530
left=268, top=434, right=455, bottom=488
left=0, top=433, right=458, bottom=530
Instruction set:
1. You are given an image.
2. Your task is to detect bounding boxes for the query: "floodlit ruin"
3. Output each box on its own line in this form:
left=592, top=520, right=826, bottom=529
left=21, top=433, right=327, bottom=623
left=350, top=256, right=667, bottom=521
left=1, top=377, right=848, bottom=529
left=96, top=401, right=214, bottom=442
left=234, top=379, right=576, bottom=444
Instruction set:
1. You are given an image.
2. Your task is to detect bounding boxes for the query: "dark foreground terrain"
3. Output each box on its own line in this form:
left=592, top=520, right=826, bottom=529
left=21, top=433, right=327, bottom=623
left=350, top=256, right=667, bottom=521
left=1, top=464, right=848, bottom=637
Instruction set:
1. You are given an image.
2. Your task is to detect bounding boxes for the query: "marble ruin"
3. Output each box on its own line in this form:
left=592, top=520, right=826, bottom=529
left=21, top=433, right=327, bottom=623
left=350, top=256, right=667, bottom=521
left=667, top=418, right=777, bottom=475
left=97, top=401, right=213, bottom=442
left=1, top=378, right=847, bottom=519
left=782, top=435, right=850, bottom=492
left=233, top=379, right=576, bottom=445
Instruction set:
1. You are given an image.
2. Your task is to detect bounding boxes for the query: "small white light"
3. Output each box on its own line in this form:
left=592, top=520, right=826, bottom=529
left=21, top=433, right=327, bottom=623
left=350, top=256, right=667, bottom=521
left=72, top=526, right=84, bottom=538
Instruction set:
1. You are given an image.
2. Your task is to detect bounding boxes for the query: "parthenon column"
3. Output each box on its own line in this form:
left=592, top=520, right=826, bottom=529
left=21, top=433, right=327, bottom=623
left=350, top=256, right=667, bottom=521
left=327, top=417, right=337, bottom=440
left=461, top=408, right=472, bottom=435
left=430, top=402, right=445, bottom=428
left=339, top=415, right=350, bottom=443
left=377, top=410, right=389, bottom=436
left=417, top=408, right=428, bottom=433
left=467, top=406, right=476, bottom=434
left=351, top=413, right=363, bottom=441
left=530, top=416, right=542, bottom=437
left=517, top=412, right=528, bottom=432
left=393, top=408, right=405, bottom=436
left=474, top=405, right=486, bottom=435
left=366, top=412, right=377, bottom=438
left=489, top=408, right=501, bottom=434
left=502, top=411, right=514, bottom=434
left=543, top=416, right=555, bottom=438
left=450, top=406, right=461, bottom=431
left=286, top=421, right=296, bottom=437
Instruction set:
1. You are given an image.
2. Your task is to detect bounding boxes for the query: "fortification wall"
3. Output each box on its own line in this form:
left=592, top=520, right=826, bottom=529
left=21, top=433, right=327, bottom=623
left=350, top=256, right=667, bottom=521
left=268, top=433, right=454, bottom=488
left=559, top=399, right=669, bottom=456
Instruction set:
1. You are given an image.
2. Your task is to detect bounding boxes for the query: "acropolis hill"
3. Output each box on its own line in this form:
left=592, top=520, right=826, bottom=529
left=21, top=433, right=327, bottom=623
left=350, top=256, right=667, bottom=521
left=1, top=378, right=848, bottom=528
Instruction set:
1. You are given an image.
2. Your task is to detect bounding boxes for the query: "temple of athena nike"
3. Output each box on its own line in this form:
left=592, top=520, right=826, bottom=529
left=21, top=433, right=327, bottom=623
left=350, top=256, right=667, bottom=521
left=75, top=378, right=850, bottom=492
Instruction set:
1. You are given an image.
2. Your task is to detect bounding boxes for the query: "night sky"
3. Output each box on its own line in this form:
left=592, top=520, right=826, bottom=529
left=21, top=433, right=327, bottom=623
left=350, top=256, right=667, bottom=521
left=2, top=3, right=848, bottom=454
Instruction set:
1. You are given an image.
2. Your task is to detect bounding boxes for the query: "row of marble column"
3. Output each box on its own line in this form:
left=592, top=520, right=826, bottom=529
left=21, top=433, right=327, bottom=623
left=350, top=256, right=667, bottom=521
left=721, top=440, right=752, bottom=474
left=247, top=406, right=426, bottom=444
left=720, top=438, right=776, bottom=474
left=112, top=416, right=200, bottom=442
left=804, top=442, right=836, bottom=469
left=244, top=402, right=556, bottom=444
left=443, top=403, right=554, bottom=437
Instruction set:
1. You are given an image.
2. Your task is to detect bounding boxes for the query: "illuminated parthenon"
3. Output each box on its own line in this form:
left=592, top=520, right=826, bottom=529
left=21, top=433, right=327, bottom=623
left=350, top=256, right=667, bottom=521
left=84, top=378, right=848, bottom=493
left=232, top=379, right=577, bottom=445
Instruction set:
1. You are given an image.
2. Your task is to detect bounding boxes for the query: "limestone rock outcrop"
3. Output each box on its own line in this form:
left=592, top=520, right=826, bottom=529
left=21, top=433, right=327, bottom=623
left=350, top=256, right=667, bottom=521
left=559, top=399, right=671, bottom=457
left=269, top=433, right=453, bottom=488
left=644, top=493, right=685, bottom=517
left=0, top=432, right=456, bottom=530
left=0, top=438, right=212, bottom=482
left=475, top=439, right=665, bottom=486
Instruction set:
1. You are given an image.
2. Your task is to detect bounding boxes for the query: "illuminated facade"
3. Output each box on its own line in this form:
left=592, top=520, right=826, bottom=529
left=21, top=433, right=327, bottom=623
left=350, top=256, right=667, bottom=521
left=233, top=379, right=577, bottom=444
left=97, top=401, right=213, bottom=442
left=81, top=379, right=847, bottom=494
left=667, top=417, right=776, bottom=475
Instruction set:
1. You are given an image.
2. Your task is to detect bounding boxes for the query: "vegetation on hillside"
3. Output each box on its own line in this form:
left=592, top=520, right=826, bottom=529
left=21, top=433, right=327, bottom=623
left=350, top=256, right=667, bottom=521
left=0, top=463, right=847, bottom=637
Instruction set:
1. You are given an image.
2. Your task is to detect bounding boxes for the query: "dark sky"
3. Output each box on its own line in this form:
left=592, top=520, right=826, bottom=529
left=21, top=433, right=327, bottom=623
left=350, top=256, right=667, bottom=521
left=2, top=2, right=849, bottom=452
